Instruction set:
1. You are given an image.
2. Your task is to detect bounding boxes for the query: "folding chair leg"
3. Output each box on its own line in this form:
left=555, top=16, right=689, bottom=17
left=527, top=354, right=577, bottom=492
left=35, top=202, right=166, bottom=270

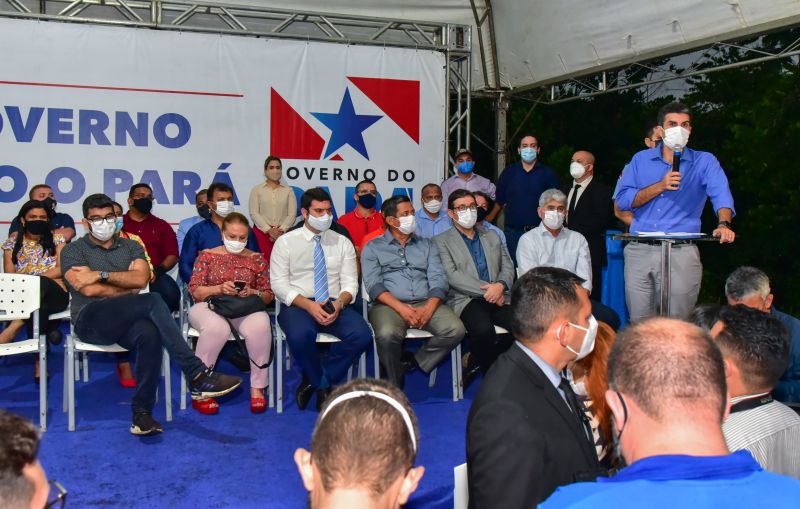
left=359, top=351, right=366, bottom=379
left=82, top=352, right=88, bottom=382
left=163, top=350, right=172, bottom=422
left=456, top=344, right=464, bottom=400
left=62, top=348, right=68, bottom=413
left=268, top=359, right=275, bottom=409
left=429, top=367, right=438, bottom=387
left=451, top=347, right=459, bottom=402
left=373, top=340, right=381, bottom=379
left=68, top=340, right=76, bottom=432
left=277, top=328, right=284, bottom=414
left=180, top=373, right=187, bottom=411
left=39, top=345, right=47, bottom=432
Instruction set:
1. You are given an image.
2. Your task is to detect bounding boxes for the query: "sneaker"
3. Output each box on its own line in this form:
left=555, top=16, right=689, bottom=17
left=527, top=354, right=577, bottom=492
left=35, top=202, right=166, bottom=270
left=190, top=368, right=242, bottom=399
left=130, top=412, right=164, bottom=436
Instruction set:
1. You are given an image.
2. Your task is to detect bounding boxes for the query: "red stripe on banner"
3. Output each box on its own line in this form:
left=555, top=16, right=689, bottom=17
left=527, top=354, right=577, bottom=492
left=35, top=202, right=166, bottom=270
left=0, top=80, right=244, bottom=98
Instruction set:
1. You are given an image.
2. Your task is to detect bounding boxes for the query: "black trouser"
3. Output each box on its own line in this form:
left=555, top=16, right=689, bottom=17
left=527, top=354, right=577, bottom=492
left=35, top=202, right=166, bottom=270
left=590, top=262, right=603, bottom=301
left=460, top=299, right=515, bottom=373
left=75, top=293, right=206, bottom=415
left=39, top=277, right=70, bottom=333
left=150, top=272, right=180, bottom=313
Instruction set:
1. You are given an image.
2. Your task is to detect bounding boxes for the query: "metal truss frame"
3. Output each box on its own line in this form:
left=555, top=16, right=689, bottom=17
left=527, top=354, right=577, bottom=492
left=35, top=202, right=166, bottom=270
left=0, top=0, right=472, bottom=174
left=511, top=33, right=800, bottom=105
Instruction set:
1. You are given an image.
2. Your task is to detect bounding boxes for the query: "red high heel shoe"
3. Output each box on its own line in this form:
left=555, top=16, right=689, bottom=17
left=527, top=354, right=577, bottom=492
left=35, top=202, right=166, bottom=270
left=191, top=397, right=220, bottom=415
left=250, top=397, right=267, bottom=414
left=116, top=363, right=137, bottom=388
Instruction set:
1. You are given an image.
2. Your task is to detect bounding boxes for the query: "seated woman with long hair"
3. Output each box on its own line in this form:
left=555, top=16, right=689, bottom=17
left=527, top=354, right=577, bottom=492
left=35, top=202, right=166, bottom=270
left=568, top=321, right=617, bottom=466
left=188, top=212, right=274, bottom=414
left=1, top=200, right=70, bottom=381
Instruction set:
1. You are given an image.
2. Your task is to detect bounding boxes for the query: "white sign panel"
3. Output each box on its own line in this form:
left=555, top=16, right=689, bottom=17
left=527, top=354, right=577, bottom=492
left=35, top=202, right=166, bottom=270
left=0, top=18, right=446, bottom=229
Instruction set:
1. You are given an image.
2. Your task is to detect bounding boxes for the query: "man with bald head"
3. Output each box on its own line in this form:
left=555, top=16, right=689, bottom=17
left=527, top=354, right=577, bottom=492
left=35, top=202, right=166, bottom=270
left=561, top=150, right=613, bottom=297
left=541, top=317, right=800, bottom=508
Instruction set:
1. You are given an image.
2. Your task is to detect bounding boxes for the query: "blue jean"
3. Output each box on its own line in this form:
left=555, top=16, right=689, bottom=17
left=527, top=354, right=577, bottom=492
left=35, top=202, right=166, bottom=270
left=74, top=292, right=206, bottom=415
left=278, top=305, right=372, bottom=388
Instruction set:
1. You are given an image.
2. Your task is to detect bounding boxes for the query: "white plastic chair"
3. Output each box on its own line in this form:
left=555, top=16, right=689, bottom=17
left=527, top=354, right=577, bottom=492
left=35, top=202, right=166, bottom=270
left=362, top=284, right=462, bottom=401
left=0, top=274, right=47, bottom=430
left=273, top=300, right=366, bottom=413
left=454, top=463, right=469, bottom=509
left=63, top=285, right=172, bottom=431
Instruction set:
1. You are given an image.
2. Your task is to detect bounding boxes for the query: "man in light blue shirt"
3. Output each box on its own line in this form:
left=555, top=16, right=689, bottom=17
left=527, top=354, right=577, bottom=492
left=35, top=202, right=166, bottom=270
left=615, top=102, right=736, bottom=320
left=362, top=195, right=465, bottom=389
left=414, top=183, right=452, bottom=238
left=541, top=317, right=800, bottom=509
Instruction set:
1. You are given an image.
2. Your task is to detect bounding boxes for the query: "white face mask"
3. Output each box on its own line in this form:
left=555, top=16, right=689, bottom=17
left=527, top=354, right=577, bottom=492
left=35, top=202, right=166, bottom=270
left=90, top=220, right=116, bottom=242
left=456, top=208, right=477, bottom=229
left=542, top=210, right=565, bottom=230
left=423, top=199, right=442, bottom=214
left=307, top=212, right=333, bottom=233
left=570, top=161, right=586, bottom=180
left=215, top=200, right=234, bottom=217
left=571, top=380, right=587, bottom=397
left=565, top=315, right=598, bottom=361
left=662, top=126, right=690, bottom=151
left=395, top=215, right=416, bottom=235
left=223, top=237, right=246, bottom=254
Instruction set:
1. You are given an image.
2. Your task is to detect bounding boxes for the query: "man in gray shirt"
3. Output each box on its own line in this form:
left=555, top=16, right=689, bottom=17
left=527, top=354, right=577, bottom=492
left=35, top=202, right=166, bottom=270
left=61, top=193, right=242, bottom=436
left=361, top=195, right=465, bottom=389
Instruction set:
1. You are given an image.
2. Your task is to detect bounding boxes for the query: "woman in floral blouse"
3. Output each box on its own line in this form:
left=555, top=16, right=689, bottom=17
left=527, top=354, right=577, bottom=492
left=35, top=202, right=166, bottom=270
left=1, top=200, right=70, bottom=379
left=189, top=212, right=274, bottom=414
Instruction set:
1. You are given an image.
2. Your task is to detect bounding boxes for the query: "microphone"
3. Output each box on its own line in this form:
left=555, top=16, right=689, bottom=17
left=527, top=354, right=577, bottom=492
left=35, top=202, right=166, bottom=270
left=672, top=149, right=682, bottom=190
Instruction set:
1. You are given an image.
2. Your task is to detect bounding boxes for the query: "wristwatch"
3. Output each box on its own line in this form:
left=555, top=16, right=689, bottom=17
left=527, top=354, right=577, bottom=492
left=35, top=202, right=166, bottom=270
left=99, top=271, right=110, bottom=282
left=717, top=220, right=732, bottom=229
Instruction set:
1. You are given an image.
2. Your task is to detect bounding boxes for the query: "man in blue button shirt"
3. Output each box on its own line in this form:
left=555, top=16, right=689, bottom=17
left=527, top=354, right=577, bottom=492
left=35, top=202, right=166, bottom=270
left=541, top=317, right=800, bottom=508
left=495, top=135, right=560, bottom=265
left=362, top=195, right=465, bottom=389
left=414, top=183, right=452, bottom=238
left=616, top=102, right=736, bottom=321
left=179, top=182, right=260, bottom=283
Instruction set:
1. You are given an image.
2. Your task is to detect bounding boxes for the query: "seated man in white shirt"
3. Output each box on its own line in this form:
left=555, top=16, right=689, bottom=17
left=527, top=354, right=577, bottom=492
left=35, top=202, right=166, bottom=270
left=711, top=305, right=800, bottom=479
left=270, top=188, right=373, bottom=412
left=517, top=189, right=619, bottom=329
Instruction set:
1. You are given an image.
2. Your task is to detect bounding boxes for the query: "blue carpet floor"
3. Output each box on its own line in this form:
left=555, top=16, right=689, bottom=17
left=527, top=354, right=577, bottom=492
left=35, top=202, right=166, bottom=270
left=1, top=341, right=477, bottom=508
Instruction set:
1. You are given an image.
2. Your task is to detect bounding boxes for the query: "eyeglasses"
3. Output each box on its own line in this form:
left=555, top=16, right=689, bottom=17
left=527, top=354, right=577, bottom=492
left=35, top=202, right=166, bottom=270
left=86, top=215, right=116, bottom=227
left=44, top=480, right=67, bottom=509
left=453, top=205, right=478, bottom=213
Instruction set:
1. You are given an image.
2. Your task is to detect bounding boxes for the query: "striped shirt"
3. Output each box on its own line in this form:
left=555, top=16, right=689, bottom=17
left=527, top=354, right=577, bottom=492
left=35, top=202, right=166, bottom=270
left=723, top=395, right=800, bottom=479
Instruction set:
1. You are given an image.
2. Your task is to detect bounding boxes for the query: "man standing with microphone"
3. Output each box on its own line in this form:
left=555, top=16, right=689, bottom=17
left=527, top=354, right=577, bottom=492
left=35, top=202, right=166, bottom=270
left=616, top=102, right=736, bottom=321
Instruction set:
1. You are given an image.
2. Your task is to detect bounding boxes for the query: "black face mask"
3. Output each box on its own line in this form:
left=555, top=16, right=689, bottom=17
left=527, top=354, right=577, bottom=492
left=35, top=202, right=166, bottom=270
left=197, top=204, right=211, bottom=220
left=476, top=207, right=488, bottom=223
left=25, top=220, right=50, bottom=235
left=357, top=193, right=377, bottom=209
left=41, top=197, right=56, bottom=211
left=133, top=198, right=153, bottom=215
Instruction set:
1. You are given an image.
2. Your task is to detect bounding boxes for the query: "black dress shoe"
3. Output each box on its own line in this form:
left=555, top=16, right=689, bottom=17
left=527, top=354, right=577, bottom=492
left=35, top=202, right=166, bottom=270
left=46, top=329, right=63, bottom=346
left=400, top=352, right=420, bottom=373
left=462, top=362, right=482, bottom=392
left=315, top=388, right=332, bottom=412
left=296, top=378, right=315, bottom=410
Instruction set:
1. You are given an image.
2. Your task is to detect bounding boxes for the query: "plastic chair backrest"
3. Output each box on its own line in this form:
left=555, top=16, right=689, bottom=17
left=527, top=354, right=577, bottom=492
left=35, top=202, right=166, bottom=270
left=0, top=274, right=41, bottom=321
left=454, top=463, right=468, bottom=509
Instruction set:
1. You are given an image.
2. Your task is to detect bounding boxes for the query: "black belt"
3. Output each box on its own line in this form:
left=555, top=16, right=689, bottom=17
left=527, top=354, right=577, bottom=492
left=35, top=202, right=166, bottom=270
left=730, top=393, right=773, bottom=414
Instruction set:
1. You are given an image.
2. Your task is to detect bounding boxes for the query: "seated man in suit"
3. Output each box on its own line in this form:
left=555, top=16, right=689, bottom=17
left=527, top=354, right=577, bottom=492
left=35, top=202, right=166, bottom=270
left=467, top=267, right=602, bottom=509
left=294, top=378, right=425, bottom=509
left=562, top=151, right=613, bottom=297
left=517, top=189, right=620, bottom=330
left=362, top=195, right=466, bottom=389
left=270, top=188, right=373, bottom=411
left=433, top=189, right=515, bottom=385
left=541, top=317, right=800, bottom=508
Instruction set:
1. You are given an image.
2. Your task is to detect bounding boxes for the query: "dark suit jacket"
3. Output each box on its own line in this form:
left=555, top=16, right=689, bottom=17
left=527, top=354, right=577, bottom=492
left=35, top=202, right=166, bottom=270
left=466, top=344, right=601, bottom=509
left=563, top=178, right=613, bottom=267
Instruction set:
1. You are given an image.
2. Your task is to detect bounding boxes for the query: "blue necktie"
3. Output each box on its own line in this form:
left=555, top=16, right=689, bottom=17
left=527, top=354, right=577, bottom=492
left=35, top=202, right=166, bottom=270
left=313, top=235, right=330, bottom=303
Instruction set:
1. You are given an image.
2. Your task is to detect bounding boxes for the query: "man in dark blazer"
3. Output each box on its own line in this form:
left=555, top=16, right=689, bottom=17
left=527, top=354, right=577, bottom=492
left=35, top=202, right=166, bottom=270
left=467, top=267, right=602, bottom=509
left=562, top=150, right=613, bottom=298
left=433, top=189, right=515, bottom=382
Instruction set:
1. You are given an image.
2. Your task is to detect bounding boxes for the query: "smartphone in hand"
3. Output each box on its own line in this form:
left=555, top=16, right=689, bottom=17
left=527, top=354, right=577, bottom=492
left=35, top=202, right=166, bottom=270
left=233, top=281, right=246, bottom=292
left=321, top=300, right=336, bottom=314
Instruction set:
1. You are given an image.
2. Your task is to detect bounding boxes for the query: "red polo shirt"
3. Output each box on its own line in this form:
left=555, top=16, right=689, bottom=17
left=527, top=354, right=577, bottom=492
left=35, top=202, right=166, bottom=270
left=122, top=212, right=179, bottom=268
left=338, top=208, right=383, bottom=251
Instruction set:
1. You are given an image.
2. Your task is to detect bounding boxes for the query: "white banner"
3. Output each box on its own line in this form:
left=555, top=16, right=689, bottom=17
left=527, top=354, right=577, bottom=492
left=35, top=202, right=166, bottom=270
left=0, top=18, right=447, bottom=230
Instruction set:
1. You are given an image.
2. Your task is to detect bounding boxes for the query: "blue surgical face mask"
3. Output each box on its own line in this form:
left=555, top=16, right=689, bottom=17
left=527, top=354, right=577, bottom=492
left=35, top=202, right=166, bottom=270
left=456, top=161, right=475, bottom=174
left=357, top=193, right=377, bottom=210
left=520, top=147, right=537, bottom=163
left=115, top=217, right=124, bottom=234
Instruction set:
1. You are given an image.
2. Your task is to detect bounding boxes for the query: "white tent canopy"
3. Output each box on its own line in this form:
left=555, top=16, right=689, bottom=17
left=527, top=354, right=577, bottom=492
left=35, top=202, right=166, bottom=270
left=218, top=0, right=800, bottom=92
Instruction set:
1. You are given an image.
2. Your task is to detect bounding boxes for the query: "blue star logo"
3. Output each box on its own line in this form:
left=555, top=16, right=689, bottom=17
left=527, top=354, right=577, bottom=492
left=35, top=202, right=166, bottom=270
left=312, top=88, right=382, bottom=159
